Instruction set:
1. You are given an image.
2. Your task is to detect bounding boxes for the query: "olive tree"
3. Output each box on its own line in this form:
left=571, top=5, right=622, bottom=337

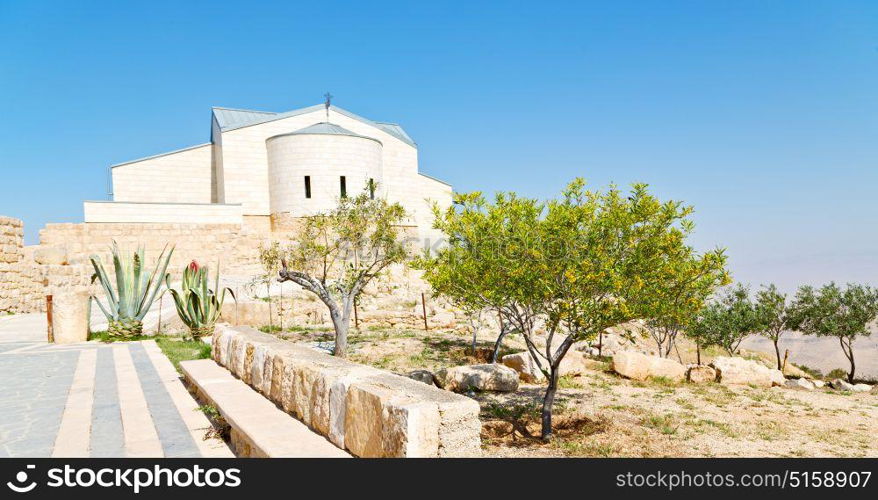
left=278, top=190, right=408, bottom=358
left=788, top=283, right=878, bottom=383
left=754, top=284, right=791, bottom=370
left=689, top=284, right=759, bottom=357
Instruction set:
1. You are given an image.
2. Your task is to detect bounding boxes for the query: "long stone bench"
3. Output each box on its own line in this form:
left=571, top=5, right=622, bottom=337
left=181, top=359, right=351, bottom=458
left=211, top=325, right=482, bottom=457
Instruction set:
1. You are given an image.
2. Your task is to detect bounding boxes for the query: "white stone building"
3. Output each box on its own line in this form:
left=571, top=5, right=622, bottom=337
left=83, top=102, right=453, bottom=247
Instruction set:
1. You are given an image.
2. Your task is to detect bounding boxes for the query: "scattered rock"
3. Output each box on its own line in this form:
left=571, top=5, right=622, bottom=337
left=33, top=246, right=67, bottom=266
left=501, top=352, right=543, bottom=383
left=406, top=370, right=437, bottom=386
left=785, top=378, right=815, bottom=391
left=306, top=341, right=335, bottom=355
left=812, top=380, right=825, bottom=389
left=434, top=364, right=519, bottom=393
left=612, top=351, right=686, bottom=382
left=686, top=365, right=717, bottom=384
left=501, top=351, right=594, bottom=383
left=429, top=311, right=456, bottom=329
left=852, top=383, right=872, bottom=393
left=710, top=357, right=785, bottom=387
left=871, top=385, right=878, bottom=395
left=828, top=379, right=855, bottom=391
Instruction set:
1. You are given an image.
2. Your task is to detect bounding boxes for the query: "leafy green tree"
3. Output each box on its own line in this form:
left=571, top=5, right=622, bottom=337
left=686, top=302, right=723, bottom=365
left=754, top=284, right=791, bottom=369
left=788, top=283, right=878, bottom=383
left=417, top=191, right=542, bottom=362
left=278, top=189, right=408, bottom=358
left=528, top=181, right=727, bottom=440
left=689, top=284, right=759, bottom=357
left=639, top=251, right=730, bottom=359
left=422, top=179, right=726, bottom=441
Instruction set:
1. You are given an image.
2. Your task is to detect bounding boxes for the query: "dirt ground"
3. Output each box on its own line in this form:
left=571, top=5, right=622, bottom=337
left=271, top=325, right=878, bottom=458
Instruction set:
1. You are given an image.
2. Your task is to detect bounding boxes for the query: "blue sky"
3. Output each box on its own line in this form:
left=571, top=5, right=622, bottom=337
left=1, top=0, right=876, bottom=292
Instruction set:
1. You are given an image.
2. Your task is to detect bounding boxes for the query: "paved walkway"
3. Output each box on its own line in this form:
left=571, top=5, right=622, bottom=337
left=0, top=314, right=232, bottom=458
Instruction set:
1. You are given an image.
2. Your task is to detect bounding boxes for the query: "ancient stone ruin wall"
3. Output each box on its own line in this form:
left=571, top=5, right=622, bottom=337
left=212, top=325, right=482, bottom=457
left=0, top=217, right=45, bottom=313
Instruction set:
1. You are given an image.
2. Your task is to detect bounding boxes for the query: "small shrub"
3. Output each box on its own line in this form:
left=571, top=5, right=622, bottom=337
left=642, top=413, right=678, bottom=435
left=558, top=375, right=584, bottom=389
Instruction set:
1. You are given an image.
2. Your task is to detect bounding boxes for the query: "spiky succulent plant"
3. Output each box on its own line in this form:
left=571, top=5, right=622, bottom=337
left=89, top=242, right=174, bottom=338
left=165, top=260, right=235, bottom=339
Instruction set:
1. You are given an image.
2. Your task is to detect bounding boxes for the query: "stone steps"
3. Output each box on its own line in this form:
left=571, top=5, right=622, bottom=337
left=181, top=359, right=351, bottom=458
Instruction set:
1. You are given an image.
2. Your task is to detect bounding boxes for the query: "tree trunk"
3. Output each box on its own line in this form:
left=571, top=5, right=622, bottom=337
left=331, top=311, right=349, bottom=358
left=331, top=297, right=355, bottom=358
left=491, top=328, right=508, bottom=363
left=848, top=355, right=856, bottom=384
left=540, top=369, right=558, bottom=441
left=696, top=343, right=701, bottom=365
left=598, top=330, right=603, bottom=357
left=842, top=338, right=856, bottom=383
left=773, top=339, right=782, bottom=370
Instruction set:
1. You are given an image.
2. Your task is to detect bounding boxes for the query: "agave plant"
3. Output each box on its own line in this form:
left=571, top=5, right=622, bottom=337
left=165, top=260, right=235, bottom=339
left=90, top=242, right=174, bottom=338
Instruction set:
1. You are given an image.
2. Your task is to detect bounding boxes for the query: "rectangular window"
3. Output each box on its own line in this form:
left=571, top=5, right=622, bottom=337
left=368, top=178, right=375, bottom=199
left=340, top=176, right=347, bottom=198
left=304, top=176, right=311, bottom=198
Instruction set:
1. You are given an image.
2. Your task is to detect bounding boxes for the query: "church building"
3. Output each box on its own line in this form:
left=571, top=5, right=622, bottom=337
left=83, top=98, right=453, bottom=247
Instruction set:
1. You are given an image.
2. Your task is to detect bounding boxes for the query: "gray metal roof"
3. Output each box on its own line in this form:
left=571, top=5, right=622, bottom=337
left=211, top=104, right=417, bottom=147
left=267, top=122, right=383, bottom=144
left=212, top=107, right=276, bottom=129
left=110, top=142, right=211, bottom=168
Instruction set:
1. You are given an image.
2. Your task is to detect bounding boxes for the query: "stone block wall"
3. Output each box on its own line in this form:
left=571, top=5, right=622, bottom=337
left=0, top=217, right=45, bottom=313
left=39, top=222, right=264, bottom=278
left=211, top=325, right=482, bottom=457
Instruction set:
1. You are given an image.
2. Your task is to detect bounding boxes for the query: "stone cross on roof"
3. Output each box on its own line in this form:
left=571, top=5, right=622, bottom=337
left=323, top=92, right=333, bottom=121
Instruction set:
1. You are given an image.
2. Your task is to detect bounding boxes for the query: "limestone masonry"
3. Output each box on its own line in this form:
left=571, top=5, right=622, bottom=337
left=211, top=325, right=482, bottom=457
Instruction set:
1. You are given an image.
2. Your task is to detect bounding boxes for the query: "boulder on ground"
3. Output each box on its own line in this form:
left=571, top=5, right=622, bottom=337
left=686, top=365, right=717, bottom=384
left=406, top=370, right=437, bottom=386
left=852, top=383, right=872, bottom=393
left=501, top=351, right=594, bottom=383
left=829, top=379, right=855, bottom=391
left=785, top=378, right=815, bottom=391
left=501, top=352, right=543, bottom=383
left=812, top=380, right=825, bottom=389
left=435, top=364, right=519, bottom=393
left=612, top=351, right=686, bottom=382
left=34, top=245, right=67, bottom=266
left=710, top=357, right=785, bottom=387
